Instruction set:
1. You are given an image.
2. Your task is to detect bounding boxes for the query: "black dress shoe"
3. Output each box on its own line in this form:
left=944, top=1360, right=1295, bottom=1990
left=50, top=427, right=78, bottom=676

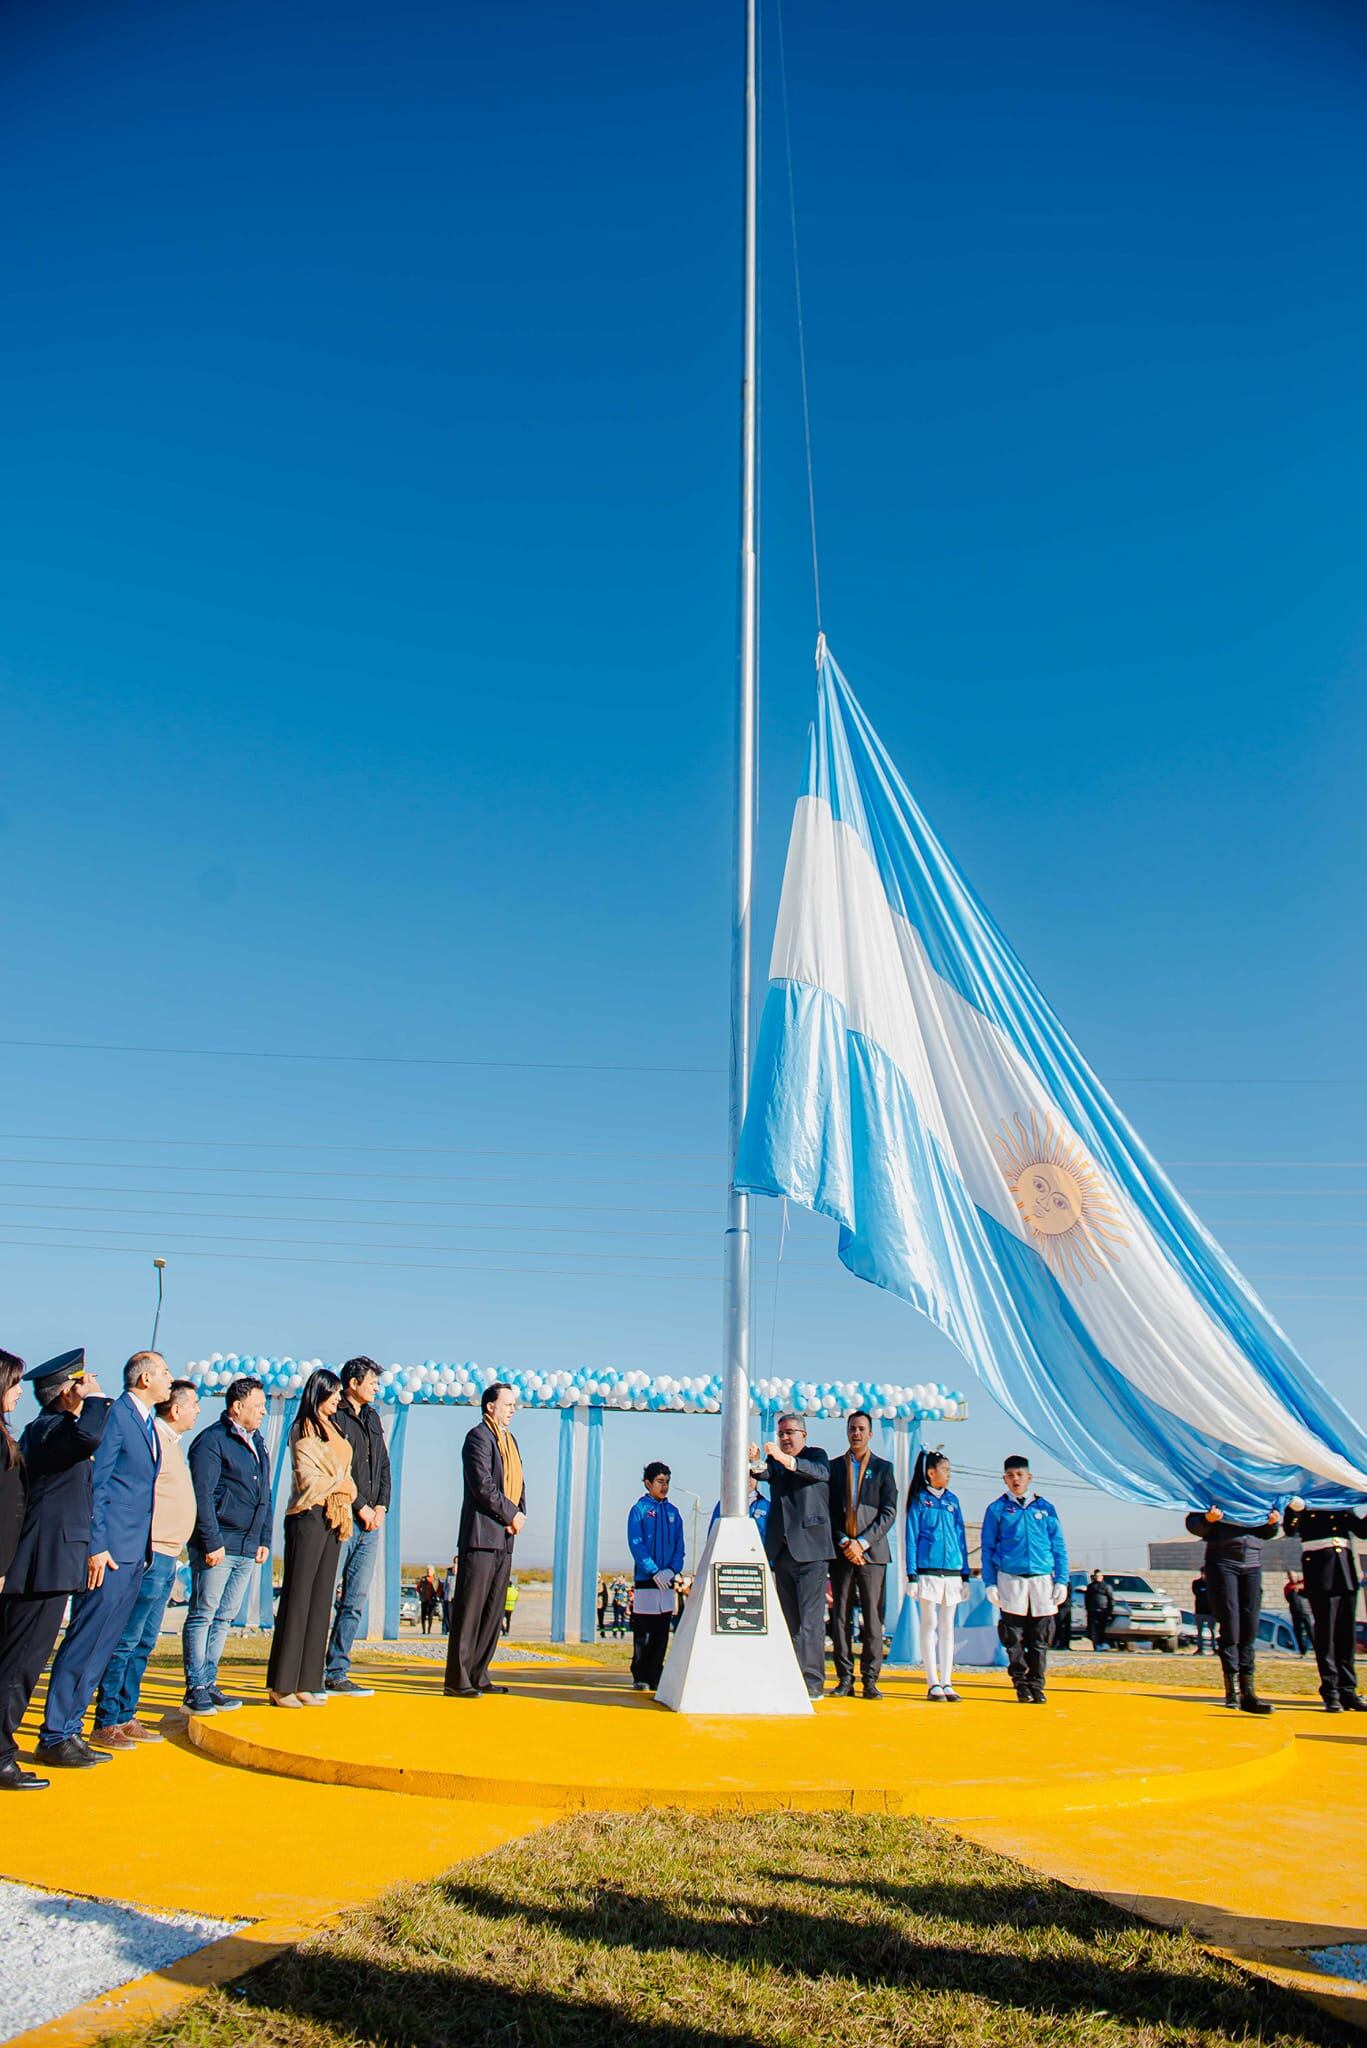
left=478, top=1684, right=508, bottom=1695
left=828, top=1680, right=855, bottom=1698
left=1239, top=1692, right=1272, bottom=1715
left=1323, top=1698, right=1342, bottom=1713
left=443, top=1687, right=481, bottom=1699
left=34, top=1737, right=99, bottom=1769
left=1341, top=1694, right=1367, bottom=1712
left=862, top=1683, right=884, bottom=1700
left=0, top=1760, right=48, bottom=1790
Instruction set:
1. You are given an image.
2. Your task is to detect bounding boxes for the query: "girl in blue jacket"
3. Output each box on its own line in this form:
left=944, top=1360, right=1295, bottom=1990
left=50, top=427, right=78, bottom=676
left=905, top=1449, right=970, bottom=1701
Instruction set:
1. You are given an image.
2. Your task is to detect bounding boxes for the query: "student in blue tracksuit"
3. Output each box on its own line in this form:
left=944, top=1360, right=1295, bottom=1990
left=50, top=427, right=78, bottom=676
left=626, top=1462, right=686, bottom=1692
left=980, top=1455, right=1069, bottom=1704
left=904, top=1449, right=970, bottom=1701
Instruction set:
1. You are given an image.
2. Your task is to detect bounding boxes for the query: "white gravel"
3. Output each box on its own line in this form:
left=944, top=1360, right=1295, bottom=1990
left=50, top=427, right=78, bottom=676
left=1302, top=1943, right=1367, bottom=1984
left=0, top=1878, right=241, bottom=2037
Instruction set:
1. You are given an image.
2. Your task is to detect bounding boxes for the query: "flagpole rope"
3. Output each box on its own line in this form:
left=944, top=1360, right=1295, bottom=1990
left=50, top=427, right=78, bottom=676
left=774, top=0, right=823, bottom=641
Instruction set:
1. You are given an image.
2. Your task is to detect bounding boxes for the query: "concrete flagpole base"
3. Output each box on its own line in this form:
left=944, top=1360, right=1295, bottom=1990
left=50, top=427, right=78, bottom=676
left=654, top=1515, right=813, bottom=1716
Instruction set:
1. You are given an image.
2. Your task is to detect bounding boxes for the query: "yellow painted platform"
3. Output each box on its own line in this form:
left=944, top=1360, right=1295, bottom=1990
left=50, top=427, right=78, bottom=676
left=5, top=1651, right=1365, bottom=2042
left=187, top=1658, right=1299, bottom=1818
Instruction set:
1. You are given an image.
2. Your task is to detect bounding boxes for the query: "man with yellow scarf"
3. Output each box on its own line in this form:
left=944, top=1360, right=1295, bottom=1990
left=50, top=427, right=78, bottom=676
left=444, top=1383, right=526, bottom=1700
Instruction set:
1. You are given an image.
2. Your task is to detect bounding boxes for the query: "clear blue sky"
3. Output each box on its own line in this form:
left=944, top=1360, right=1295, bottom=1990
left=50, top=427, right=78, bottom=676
left=2, top=0, right=1365, bottom=1570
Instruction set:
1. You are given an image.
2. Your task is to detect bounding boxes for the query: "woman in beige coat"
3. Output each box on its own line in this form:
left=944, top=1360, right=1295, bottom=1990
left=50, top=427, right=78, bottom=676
left=267, top=1368, right=356, bottom=1707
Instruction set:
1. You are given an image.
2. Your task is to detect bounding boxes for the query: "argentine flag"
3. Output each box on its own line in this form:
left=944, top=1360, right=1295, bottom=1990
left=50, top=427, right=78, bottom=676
left=737, top=650, right=1367, bottom=1513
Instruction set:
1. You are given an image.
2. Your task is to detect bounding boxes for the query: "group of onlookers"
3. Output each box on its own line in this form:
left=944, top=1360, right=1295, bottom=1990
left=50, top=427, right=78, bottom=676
left=622, top=1414, right=1072, bottom=1707
left=3, top=1344, right=1363, bottom=1787
left=0, top=1345, right=398, bottom=1787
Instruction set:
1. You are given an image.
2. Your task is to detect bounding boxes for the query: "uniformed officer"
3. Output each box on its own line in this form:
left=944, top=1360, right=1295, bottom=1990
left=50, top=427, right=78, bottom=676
left=0, top=1351, right=112, bottom=1787
left=39, top=1350, right=170, bottom=1763
left=1282, top=1498, right=1367, bottom=1713
left=1184, top=1502, right=1281, bottom=1713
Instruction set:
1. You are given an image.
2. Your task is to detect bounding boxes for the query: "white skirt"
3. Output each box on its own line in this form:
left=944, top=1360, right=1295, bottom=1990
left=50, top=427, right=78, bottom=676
left=915, top=1573, right=965, bottom=1608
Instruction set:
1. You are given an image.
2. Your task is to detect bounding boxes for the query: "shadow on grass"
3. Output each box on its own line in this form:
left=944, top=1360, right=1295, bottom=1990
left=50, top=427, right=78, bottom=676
left=206, top=1873, right=1359, bottom=2048
left=220, top=1952, right=758, bottom=2048
left=427, top=1869, right=1332, bottom=2041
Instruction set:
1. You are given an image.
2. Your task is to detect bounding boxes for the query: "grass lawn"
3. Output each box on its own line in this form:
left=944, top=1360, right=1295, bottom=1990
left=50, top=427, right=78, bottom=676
left=109, top=1809, right=1353, bottom=2048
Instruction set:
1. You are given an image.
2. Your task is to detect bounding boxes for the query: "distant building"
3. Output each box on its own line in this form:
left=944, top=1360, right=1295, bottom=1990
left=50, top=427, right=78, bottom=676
left=1148, top=1537, right=1308, bottom=1572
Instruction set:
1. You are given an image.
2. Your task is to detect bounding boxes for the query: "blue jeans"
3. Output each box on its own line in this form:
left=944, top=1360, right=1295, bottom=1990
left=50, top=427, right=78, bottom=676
left=95, top=1552, right=178, bottom=1728
left=182, top=1551, right=257, bottom=1695
left=325, top=1524, right=381, bottom=1684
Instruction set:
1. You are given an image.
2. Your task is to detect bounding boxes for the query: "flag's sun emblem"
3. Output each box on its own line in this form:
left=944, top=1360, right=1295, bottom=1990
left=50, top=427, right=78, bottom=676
left=996, top=1111, right=1126, bottom=1282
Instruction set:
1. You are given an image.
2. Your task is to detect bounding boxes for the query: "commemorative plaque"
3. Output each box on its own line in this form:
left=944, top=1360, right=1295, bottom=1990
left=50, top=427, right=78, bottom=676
left=711, top=1560, right=767, bottom=1635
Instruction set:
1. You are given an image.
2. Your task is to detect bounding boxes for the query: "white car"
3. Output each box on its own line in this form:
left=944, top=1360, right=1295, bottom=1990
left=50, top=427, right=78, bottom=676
left=1071, top=1571, right=1182, bottom=1652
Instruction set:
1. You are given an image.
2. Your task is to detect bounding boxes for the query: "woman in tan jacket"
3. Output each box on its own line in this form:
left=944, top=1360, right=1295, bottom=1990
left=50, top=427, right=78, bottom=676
left=267, top=1368, right=356, bottom=1707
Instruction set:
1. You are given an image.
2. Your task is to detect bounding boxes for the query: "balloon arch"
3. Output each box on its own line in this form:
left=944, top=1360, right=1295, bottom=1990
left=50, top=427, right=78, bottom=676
left=184, top=1354, right=966, bottom=1648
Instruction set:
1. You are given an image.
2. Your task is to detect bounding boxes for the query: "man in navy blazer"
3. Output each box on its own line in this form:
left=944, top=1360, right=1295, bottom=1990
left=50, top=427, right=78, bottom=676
left=37, top=1352, right=170, bottom=1767
left=0, top=1350, right=111, bottom=1787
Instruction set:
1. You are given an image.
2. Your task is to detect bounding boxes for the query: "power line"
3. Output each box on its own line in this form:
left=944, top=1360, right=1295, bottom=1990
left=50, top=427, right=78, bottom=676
left=7, top=1038, right=1367, bottom=1088
left=0, top=1237, right=712, bottom=1283
left=0, top=1037, right=722, bottom=1077
left=0, top=1130, right=721, bottom=1165
left=0, top=1177, right=716, bottom=1216
left=0, top=1198, right=712, bottom=1241
left=0, top=1220, right=719, bottom=1264
left=0, top=1155, right=716, bottom=1190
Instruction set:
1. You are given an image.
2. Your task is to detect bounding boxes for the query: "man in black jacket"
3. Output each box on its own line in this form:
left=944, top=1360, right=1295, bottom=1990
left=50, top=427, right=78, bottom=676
left=0, top=1350, right=111, bottom=1787
left=325, top=1357, right=392, bottom=1697
left=183, top=1376, right=271, bottom=1715
left=1084, top=1570, right=1114, bottom=1651
left=826, top=1409, right=897, bottom=1700
left=444, top=1383, right=525, bottom=1699
left=1283, top=1500, right=1367, bottom=1712
left=754, top=1412, right=832, bottom=1700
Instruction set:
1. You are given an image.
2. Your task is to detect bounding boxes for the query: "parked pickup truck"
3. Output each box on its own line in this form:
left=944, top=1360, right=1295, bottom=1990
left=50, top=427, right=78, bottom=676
left=1069, top=1570, right=1182, bottom=1652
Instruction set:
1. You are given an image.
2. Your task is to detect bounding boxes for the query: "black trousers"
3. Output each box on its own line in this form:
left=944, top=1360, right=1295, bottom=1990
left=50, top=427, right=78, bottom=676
left=998, top=1609, right=1054, bottom=1695
left=444, top=1544, right=511, bottom=1694
left=773, top=1555, right=828, bottom=1694
left=267, top=1507, right=341, bottom=1697
left=829, top=1556, right=886, bottom=1684
left=630, top=1612, right=672, bottom=1690
left=1307, top=1587, right=1359, bottom=1704
left=1087, top=1616, right=1110, bottom=1649
left=1287, top=1599, right=1313, bottom=1657
left=0, top=1592, right=67, bottom=1767
left=1208, top=1559, right=1261, bottom=1688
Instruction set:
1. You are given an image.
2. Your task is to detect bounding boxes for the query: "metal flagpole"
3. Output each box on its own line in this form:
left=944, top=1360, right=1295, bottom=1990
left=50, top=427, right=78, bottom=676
left=719, top=0, right=759, bottom=1520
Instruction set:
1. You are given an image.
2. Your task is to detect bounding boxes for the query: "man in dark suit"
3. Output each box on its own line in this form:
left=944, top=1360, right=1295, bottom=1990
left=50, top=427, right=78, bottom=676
left=753, top=1412, right=832, bottom=1700
left=0, top=1350, right=112, bottom=1787
left=444, top=1382, right=525, bottom=1699
left=38, top=1351, right=170, bottom=1765
left=827, top=1409, right=897, bottom=1700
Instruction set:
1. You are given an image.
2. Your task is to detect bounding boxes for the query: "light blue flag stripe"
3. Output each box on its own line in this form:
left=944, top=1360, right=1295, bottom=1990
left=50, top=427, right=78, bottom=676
left=737, top=652, right=1367, bottom=1512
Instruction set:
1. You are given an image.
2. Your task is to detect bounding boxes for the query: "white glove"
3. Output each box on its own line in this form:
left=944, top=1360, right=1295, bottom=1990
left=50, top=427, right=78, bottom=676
left=653, top=1570, right=674, bottom=1591
left=1288, top=1497, right=1306, bottom=1515
left=906, top=1579, right=919, bottom=1595
left=1052, top=1583, right=1068, bottom=1607
left=986, top=1586, right=1000, bottom=1608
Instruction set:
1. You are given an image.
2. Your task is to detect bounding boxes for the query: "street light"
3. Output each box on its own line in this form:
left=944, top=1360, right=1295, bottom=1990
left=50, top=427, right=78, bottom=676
left=150, top=1257, right=167, bottom=1351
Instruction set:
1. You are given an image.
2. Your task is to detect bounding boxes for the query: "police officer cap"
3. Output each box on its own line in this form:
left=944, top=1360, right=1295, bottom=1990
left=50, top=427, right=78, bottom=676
left=23, top=1347, right=85, bottom=1396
